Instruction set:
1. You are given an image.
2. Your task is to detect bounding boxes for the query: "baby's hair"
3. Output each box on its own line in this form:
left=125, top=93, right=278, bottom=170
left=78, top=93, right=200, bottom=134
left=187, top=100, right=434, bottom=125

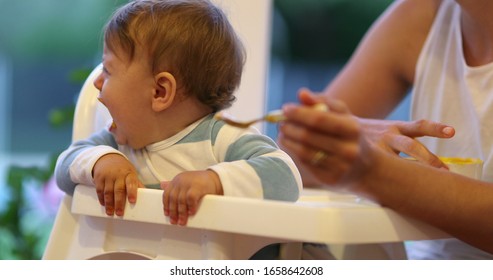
left=104, top=0, right=245, bottom=111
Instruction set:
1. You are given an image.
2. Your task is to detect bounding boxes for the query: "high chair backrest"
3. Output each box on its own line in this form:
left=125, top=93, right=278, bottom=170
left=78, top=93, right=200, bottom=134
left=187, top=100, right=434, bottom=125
left=72, top=64, right=108, bottom=142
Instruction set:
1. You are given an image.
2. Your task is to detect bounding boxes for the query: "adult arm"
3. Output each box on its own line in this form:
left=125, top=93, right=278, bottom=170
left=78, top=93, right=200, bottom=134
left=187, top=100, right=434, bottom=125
left=365, top=150, right=493, bottom=254
left=324, top=0, right=442, bottom=118
left=279, top=100, right=493, bottom=254
left=286, top=0, right=450, bottom=176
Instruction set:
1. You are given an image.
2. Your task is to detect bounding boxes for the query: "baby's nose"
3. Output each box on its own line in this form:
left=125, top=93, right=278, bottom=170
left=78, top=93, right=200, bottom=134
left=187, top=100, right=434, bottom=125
left=93, top=72, right=103, bottom=90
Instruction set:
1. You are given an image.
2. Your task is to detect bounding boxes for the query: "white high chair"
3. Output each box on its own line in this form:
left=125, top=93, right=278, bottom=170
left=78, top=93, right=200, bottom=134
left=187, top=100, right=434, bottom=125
left=42, top=0, right=450, bottom=260
left=43, top=0, right=291, bottom=260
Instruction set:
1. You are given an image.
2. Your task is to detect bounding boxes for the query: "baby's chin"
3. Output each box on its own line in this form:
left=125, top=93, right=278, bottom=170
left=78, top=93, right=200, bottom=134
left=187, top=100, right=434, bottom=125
left=108, top=120, right=147, bottom=149
left=108, top=121, right=127, bottom=145
left=113, top=135, right=128, bottom=147
left=108, top=120, right=117, bottom=132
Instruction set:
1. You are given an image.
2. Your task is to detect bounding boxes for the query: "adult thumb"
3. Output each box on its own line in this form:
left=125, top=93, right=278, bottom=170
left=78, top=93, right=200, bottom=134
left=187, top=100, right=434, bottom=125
left=160, top=181, right=170, bottom=190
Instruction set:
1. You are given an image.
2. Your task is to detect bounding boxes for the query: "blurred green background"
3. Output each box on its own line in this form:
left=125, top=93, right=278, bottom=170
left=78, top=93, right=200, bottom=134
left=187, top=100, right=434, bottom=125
left=0, top=0, right=396, bottom=259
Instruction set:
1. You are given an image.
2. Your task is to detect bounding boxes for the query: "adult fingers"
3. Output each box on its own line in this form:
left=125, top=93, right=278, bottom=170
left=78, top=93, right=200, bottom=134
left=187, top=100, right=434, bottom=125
left=279, top=121, right=359, bottom=160
left=297, top=88, right=322, bottom=106
left=386, top=134, right=448, bottom=169
left=297, top=89, right=350, bottom=114
left=397, top=119, right=455, bottom=139
left=282, top=104, right=359, bottom=138
left=278, top=136, right=350, bottom=185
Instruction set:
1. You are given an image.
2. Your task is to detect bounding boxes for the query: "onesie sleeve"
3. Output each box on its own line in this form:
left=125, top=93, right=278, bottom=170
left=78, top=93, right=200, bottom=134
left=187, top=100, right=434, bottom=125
left=54, top=129, right=124, bottom=195
left=208, top=125, right=302, bottom=202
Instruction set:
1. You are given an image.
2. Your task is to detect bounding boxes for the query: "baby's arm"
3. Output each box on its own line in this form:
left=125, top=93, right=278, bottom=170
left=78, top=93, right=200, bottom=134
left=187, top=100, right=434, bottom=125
left=210, top=127, right=303, bottom=201
left=55, top=129, right=143, bottom=216
left=55, top=130, right=119, bottom=194
left=161, top=124, right=302, bottom=226
left=93, top=153, right=144, bottom=216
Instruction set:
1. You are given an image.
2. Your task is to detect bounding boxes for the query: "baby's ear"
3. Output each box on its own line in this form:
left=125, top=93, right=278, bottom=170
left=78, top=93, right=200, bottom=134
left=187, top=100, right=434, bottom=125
left=152, top=72, right=176, bottom=112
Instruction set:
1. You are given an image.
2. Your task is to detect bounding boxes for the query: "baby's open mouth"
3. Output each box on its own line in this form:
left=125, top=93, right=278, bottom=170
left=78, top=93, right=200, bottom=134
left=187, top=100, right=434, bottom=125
left=97, top=98, right=117, bottom=132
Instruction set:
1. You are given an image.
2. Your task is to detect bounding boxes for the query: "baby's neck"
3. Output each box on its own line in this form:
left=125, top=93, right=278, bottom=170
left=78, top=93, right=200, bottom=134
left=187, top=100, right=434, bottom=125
left=154, top=97, right=212, bottom=141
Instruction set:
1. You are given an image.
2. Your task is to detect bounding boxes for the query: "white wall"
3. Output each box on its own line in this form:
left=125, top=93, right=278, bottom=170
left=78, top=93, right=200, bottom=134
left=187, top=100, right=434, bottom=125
left=213, top=0, right=272, bottom=132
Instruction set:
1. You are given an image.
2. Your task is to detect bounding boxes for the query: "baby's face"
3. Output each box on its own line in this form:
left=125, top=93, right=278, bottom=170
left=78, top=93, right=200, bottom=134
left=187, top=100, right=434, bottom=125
left=93, top=45, right=156, bottom=149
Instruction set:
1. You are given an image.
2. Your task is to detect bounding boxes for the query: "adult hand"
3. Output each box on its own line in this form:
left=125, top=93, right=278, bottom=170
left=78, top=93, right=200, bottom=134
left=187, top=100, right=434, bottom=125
left=359, top=118, right=455, bottom=168
left=278, top=89, right=455, bottom=187
left=295, top=89, right=455, bottom=167
left=278, top=94, right=363, bottom=187
left=92, top=153, right=144, bottom=216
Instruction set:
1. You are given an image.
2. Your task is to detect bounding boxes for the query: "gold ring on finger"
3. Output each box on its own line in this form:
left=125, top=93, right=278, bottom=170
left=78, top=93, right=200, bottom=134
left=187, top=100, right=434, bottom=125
left=311, top=150, right=328, bottom=166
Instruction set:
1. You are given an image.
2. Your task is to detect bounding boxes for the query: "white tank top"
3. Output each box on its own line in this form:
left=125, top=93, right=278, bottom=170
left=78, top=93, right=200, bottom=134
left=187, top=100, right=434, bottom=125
left=408, top=0, right=493, bottom=259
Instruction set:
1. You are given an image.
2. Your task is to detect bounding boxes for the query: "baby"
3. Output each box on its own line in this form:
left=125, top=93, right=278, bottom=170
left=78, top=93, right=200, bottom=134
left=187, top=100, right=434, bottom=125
left=55, top=0, right=302, bottom=226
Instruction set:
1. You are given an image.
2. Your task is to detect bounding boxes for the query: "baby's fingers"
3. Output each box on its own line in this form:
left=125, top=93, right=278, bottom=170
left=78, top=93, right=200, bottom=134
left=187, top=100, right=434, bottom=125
left=186, top=192, right=201, bottom=216
left=103, top=179, right=115, bottom=216
left=161, top=181, right=171, bottom=217
left=162, top=182, right=180, bottom=225
left=125, top=173, right=143, bottom=204
left=113, top=177, right=126, bottom=216
left=177, top=190, right=189, bottom=226
left=95, top=181, right=106, bottom=206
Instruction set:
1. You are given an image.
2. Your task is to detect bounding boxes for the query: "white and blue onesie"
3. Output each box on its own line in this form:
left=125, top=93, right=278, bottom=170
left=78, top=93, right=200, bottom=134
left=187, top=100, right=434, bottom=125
left=55, top=114, right=302, bottom=202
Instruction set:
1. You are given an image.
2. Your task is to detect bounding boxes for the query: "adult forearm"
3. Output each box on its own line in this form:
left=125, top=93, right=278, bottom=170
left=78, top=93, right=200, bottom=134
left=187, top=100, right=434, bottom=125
left=361, top=151, right=493, bottom=253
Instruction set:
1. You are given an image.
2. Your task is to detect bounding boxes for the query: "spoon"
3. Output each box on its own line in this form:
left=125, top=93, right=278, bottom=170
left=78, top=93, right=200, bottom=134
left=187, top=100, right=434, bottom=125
left=214, top=109, right=285, bottom=128
left=214, top=103, right=328, bottom=128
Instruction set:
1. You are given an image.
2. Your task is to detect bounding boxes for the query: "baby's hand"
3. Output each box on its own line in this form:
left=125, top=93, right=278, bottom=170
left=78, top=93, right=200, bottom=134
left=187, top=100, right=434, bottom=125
left=161, top=170, right=223, bottom=226
left=92, top=153, right=144, bottom=216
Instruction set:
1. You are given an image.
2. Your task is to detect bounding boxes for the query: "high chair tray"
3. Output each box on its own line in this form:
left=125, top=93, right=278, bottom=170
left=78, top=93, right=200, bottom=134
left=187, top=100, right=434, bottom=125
left=71, top=185, right=449, bottom=244
left=43, top=185, right=450, bottom=259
